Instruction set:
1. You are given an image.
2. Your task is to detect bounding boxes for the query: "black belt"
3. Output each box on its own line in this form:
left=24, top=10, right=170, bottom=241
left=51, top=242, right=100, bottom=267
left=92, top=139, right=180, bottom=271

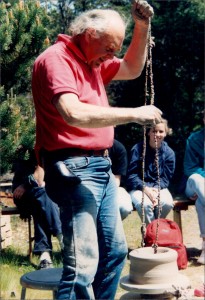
left=41, top=148, right=109, bottom=162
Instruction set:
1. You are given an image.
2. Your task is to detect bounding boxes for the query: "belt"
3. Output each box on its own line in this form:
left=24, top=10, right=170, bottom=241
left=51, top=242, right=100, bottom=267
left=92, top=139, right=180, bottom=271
left=41, top=148, right=109, bottom=162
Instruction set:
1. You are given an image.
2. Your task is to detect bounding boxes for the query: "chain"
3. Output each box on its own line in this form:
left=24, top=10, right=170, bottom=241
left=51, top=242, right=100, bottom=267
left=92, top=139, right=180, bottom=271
left=152, top=133, right=161, bottom=254
left=141, top=21, right=161, bottom=252
left=140, top=22, right=150, bottom=248
left=141, top=125, right=147, bottom=247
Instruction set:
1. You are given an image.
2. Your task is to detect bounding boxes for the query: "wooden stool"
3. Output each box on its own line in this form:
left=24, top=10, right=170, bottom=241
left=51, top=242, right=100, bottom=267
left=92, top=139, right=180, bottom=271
left=20, top=267, right=62, bottom=300
left=173, top=197, right=195, bottom=233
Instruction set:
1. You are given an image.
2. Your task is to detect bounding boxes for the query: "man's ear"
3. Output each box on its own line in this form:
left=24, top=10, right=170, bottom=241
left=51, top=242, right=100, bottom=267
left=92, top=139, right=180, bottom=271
left=85, top=28, right=96, bottom=41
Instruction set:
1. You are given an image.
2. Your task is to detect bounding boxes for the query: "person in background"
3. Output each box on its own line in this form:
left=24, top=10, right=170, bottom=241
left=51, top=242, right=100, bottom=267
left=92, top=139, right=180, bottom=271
left=127, top=118, right=175, bottom=225
left=32, top=1, right=162, bottom=299
left=109, top=139, right=133, bottom=220
left=12, top=153, right=63, bottom=269
left=183, top=110, right=205, bottom=265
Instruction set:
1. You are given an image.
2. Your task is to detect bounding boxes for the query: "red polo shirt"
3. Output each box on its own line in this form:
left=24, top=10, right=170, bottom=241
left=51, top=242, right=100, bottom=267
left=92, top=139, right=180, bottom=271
left=32, top=34, right=120, bottom=153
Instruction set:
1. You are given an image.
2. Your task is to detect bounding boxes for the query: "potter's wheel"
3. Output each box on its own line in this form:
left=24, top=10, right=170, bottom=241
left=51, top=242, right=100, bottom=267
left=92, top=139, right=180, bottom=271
left=120, top=247, right=191, bottom=295
left=120, top=273, right=190, bottom=295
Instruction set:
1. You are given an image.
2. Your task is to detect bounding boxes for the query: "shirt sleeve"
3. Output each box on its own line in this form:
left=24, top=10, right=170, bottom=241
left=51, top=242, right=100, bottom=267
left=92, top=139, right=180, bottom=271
left=158, top=148, right=176, bottom=189
left=126, top=144, right=144, bottom=191
left=184, top=133, right=205, bottom=178
left=109, top=140, right=128, bottom=176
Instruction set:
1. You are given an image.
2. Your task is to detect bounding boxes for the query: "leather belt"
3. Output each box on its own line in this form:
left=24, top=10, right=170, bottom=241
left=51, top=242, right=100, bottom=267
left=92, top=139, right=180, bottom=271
left=41, top=148, right=109, bottom=162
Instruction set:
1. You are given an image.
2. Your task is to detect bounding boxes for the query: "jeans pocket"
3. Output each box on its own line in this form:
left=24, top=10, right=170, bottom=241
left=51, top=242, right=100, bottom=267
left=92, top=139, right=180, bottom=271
left=45, top=160, right=83, bottom=206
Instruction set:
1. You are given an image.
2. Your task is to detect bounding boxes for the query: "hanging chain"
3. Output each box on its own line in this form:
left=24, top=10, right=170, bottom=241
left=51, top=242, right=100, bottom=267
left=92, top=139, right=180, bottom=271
left=140, top=21, right=151, bottom=247
left=152, top=135, right=161, bottom=254
left=141, top=21, right=161, bottom=252
left=141, top=125, right=147, bottom=247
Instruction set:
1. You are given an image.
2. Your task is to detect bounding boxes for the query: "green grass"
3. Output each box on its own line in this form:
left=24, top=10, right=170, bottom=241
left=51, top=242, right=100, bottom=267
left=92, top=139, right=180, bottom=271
left=0, top=212, right=142, bottom=300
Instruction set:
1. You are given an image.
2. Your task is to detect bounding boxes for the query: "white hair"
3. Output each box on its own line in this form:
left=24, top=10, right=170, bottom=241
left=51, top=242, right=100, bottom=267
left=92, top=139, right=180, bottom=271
left=69, top=9, right=127, bottom=37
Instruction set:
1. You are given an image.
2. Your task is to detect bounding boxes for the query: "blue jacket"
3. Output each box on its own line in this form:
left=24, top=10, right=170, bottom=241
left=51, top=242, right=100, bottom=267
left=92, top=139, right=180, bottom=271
left=184, top=128, right=205, bottom=178
left=126, top=140, right=176, bottom=191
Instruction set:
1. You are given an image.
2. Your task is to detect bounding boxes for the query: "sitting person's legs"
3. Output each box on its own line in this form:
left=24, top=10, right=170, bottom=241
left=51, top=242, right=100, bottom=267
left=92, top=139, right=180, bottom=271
left=154, top=188, right=173, bottom=219
left=131, top=190, right=155, bottom=224
left=31, top=185, right=62, bottom=268
left=131, top=188, right=173, bottom=225
left=117, top=187, right=133, bottom=220
left=185, top=174, right=205, bottom=264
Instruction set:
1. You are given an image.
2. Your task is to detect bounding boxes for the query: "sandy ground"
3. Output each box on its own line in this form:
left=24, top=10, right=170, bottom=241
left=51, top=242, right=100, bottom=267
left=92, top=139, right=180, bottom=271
left=116, top=208, right=205, bottom=299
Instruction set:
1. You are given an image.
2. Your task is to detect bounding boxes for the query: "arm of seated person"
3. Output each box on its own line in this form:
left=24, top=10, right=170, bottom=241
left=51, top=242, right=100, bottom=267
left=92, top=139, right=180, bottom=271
left=33, top=165, right=45, bottom=187
left=188, top=193, right=198, bottom=201
left=13, top=184, right=27, bottom=199
left=144, top=186, right=158, bottom=207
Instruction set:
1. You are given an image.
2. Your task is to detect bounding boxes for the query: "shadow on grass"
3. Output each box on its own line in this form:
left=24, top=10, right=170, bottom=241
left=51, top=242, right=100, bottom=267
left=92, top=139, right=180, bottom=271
left=1, top=247, right=32, bottom=266
left=187, top=247, right=201, bottom=259
left=0, top=247, right=63, bottom=270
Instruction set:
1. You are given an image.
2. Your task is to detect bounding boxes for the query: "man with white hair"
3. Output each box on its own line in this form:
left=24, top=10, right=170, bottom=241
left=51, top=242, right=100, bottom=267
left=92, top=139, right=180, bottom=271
left=32, top=1, right=162, bottom=299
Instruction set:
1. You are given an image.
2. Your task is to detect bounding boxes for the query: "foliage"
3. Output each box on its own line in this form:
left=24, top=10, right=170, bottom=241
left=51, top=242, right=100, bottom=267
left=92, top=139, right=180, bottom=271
left=0, top=0, right=204, bottom=182
left=0, top=0, right=50, bottom=94
left=46, top=0, right=131, bottom=42
left=107, top=0, right=204, bottom=182
left=0, top=89, right=35, bottom=174
left=0, top=0, right=50, bottom=175
left=0, top=212, right=140, bottom=299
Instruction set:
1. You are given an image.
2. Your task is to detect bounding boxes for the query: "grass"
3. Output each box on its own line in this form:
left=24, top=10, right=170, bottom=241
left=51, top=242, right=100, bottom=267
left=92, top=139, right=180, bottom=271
left=1, top=206, right=203, bottom=300
left=0, top=246, right=63, bottom=300
left=5, top=209, right=202, bottom=300
left=0, top=212, right=142, bottom=300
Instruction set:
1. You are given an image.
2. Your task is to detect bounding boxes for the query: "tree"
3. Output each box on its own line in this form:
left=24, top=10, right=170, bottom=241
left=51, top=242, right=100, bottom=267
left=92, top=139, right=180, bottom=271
left=107, top=0, right=204, bottom=182
left=0, top=89, right=35, bottom=174
left=0, top=0, right=50, bottom=95
left=0, top=0, right=50, bottom=175
left=0, top=0, right=204, bottom=180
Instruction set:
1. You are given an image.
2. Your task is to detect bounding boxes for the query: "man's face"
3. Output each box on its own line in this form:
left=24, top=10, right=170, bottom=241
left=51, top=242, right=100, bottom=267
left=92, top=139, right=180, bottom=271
left=84, top=25, right=125, bottom=68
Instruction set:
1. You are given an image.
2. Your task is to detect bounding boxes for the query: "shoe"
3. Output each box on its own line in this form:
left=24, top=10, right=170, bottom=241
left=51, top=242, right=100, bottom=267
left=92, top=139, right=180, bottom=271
left=197, top=249, right=205, bottom=265
left=194, top=284, right=205, bottom=297
left=38, top=259, right=53, bottom=269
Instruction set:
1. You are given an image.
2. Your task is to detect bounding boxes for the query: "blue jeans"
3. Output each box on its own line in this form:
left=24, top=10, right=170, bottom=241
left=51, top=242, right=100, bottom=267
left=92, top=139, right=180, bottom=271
left=44, top=156, right=127, bottom=300
left=130, top=188, right=173, bottom=225
left=185, top=174, right=205, bottom=238
left=29, top=178, right=62, bottom=254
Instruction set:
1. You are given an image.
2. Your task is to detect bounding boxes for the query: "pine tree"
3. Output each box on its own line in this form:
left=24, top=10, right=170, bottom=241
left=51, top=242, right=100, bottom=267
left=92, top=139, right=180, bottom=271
left=0, top=89, right=35, bottom=174
left=0, top=0, right=50, bottom=94
left=0, top=0, right=50, bottom=175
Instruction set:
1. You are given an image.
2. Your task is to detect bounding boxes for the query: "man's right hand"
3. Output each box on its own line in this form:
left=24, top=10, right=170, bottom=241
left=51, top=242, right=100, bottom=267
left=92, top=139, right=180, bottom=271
left=134, top=105, right=162, bottom=126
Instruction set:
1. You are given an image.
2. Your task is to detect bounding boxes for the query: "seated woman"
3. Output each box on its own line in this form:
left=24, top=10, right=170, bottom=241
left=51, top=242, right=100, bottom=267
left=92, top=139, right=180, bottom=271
left=126, top=118, right=175, bottom=225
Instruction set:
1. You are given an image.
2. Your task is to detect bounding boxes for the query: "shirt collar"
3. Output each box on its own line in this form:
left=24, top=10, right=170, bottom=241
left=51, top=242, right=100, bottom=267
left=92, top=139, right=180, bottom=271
left=57, top=34, right=88, bottom=64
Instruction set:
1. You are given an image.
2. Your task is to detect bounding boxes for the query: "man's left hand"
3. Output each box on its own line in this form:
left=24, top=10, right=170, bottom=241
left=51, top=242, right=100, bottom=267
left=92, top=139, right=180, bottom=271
left=132, top=0, right=154, bottom=23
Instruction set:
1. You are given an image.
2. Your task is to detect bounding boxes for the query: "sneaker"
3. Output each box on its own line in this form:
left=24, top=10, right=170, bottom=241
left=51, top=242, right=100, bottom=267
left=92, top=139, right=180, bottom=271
left=197, top=249, right=205, bottom=265
left=194, top=284, right=205, bottom=297
left=38, top=259, right=53, bottom=269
